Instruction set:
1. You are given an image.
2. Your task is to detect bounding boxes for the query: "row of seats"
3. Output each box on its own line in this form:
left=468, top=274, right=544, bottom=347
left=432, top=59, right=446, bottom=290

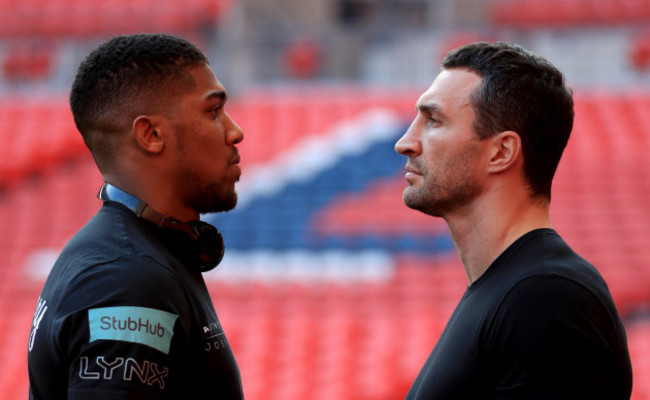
left=2, top=43, right=54, bottom=81
left=3, top=265, right=650, bottom=399
left=631, top=33, right=650, bottom=70
left=0, top=99, right=86, bottom=186
left=490, top=0, right=650, bottom=27
left=0, top=0, right=236, bottom=37
left=212, top=259, right=464, bottom=400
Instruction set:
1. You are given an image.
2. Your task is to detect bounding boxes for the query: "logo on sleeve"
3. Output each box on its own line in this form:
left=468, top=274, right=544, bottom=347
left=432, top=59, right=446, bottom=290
left=88, top=307, right=178, bottom=354
left=203, top=321, right=229, bottom=352
left=29, top=297, right=48, bottom=352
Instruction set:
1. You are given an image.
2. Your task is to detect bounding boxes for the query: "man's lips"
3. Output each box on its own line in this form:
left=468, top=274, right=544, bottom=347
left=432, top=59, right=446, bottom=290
left=231, top=150, right=241, bottom=165
left=230, top=151, right=242, bottom=181
left=405, top=164, right=422, bottom=176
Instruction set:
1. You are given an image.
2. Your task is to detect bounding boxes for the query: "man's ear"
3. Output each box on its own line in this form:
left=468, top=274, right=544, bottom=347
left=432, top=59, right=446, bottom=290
left=132, top=115, right=165, bottom=154
left=487, top=130, right=521, bottom=174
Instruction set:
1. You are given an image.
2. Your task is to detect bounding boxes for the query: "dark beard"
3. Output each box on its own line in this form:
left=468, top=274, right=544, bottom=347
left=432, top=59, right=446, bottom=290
left=193, top=183, right=238, bottom=215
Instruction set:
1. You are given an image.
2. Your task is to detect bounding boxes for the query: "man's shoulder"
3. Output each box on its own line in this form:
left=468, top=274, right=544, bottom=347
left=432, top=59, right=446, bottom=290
left=470, top=228, right=615, bottom=321
left=489, top=231, right=625, bottom=346
left=495, top=229, right=605, bottom=291
left=61, top=202, right=171, bottom=268
left=525, top=229, right=610, bottom=296
left=43, top=204, right=183, bottom=301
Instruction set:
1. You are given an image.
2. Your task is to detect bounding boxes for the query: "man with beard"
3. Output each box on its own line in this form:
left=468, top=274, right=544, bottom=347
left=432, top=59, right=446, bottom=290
left=28, top=34, right=244, bottom=399
left=395, top=42, right=632, bottom=399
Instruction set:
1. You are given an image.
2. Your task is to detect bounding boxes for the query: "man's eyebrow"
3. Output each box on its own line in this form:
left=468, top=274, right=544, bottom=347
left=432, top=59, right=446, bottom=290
left=205, top=90, right=227, bottom=102
left=417, top=102, right=447, bottom=119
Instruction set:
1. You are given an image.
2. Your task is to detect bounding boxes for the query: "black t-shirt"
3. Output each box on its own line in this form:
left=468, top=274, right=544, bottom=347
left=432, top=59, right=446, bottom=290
left=405, top=229, right=632, bottom=399
left=28, top=202, right=243, bottom=399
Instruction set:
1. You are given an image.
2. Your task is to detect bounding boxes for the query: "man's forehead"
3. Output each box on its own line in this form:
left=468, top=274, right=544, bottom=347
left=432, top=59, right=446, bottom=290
left=417, top=69, right=481, bottom=111
left=186, top=64, right=227, bottom=100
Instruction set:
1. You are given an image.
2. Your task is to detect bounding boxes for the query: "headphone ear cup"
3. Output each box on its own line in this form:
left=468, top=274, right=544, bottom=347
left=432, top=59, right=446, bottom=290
left=187, top=221, right=225, bottom=272
left=156, top=219, right=225, bottom=272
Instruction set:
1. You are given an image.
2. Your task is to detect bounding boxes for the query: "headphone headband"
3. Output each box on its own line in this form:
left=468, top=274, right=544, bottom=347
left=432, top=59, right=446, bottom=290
left=98, top=184, right=166, bottom=227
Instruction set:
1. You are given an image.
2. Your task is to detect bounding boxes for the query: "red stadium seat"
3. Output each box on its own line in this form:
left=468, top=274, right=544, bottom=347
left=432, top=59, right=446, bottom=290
left=489, top=0, right=650, bottom=28
left=2, top=43, right=54, bottom=81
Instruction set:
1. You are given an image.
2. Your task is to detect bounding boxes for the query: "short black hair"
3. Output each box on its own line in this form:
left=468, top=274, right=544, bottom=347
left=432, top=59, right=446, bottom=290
left=69, top=33, right=209, bottom=171
left=442, top=41, right=574, bottom=200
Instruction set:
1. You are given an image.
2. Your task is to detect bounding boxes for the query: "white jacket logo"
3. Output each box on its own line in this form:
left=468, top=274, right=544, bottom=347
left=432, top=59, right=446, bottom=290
left=29, top=297, right=48, bottom=352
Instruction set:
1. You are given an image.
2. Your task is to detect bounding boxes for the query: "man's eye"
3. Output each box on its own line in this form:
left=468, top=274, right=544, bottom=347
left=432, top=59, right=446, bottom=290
left=210, top=107, right=221, bottom=117
left=428, top=117, right=441, bottom=126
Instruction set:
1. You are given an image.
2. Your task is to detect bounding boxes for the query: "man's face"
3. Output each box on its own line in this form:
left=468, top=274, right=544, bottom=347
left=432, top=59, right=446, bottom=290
left=166, top=64, right=244, bottom=215
left=395, top=68, right=487, bottom=218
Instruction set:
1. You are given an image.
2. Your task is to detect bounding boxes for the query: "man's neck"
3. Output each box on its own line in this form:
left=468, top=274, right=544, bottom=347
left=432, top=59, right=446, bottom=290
left=446, top=195, right=552, bottom=285
left=101, top=175, right=200, bottom=222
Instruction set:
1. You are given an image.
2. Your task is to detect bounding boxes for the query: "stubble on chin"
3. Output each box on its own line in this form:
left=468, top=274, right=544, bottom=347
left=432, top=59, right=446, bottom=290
left=402, top=174, right=479, bottom=219
left=193, top=183, right=238, bottom=215
left=403, top=184, right=443, bottom=218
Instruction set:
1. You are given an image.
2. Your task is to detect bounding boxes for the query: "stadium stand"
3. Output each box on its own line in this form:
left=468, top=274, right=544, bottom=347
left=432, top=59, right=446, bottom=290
left=0, top=89, right=649, bottom=399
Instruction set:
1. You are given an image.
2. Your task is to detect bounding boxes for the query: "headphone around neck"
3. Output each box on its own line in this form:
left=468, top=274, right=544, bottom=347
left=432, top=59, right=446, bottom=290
left=97, top=183, right=225, bottom=272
